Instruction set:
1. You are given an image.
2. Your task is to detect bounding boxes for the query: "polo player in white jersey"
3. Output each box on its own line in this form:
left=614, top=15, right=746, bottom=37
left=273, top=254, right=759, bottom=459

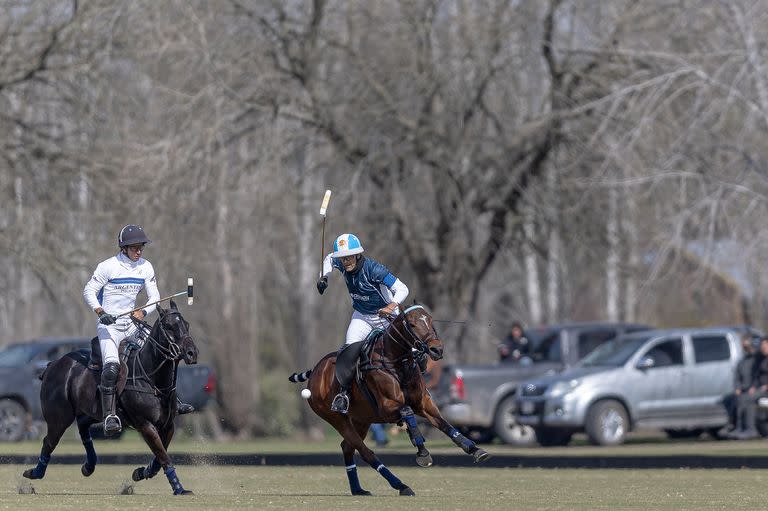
left=83, top=225, right=193, bottom=435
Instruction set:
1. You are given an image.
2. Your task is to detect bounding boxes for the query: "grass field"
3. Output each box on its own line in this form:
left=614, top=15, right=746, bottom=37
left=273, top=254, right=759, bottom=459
left=1, top=464, right=767, bottom=511
left=4, top=428, right=768, bottom=457
left=5, top=431, right=768, bottom=510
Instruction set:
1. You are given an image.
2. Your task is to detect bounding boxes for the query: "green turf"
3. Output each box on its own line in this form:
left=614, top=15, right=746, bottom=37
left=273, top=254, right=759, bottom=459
left=1, top=464, right=767, bottom=510
left=3, top=428, right=768, bottom=457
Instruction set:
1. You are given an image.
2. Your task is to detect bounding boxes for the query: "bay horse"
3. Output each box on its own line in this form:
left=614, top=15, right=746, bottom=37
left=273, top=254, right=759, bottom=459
left=289, top=304, right=490, bottom=496
left=23, top=300, right=199, bottom=495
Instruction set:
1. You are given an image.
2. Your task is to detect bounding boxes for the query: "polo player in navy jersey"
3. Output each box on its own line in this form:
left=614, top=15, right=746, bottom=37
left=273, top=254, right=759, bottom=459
left=316, top=233, right=409, bottom=414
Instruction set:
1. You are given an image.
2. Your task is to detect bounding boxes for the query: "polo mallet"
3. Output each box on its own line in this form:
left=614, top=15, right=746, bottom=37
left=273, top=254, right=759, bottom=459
left=115, top=277, right=194, bottom=318
left=319, top=189, right=332, bottom=274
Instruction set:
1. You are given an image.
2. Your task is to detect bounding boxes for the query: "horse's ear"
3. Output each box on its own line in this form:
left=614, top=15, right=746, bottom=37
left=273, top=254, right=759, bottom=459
left=169, top=299, right=178, bottom=310
left=157, top=302, right=166, bottom=315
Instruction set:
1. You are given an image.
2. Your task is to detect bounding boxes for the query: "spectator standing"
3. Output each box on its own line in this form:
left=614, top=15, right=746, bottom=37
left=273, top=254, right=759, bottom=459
left=730, top=334, right=759, bottom=439
left=369, top=424, right=389, bottom=447
left=497, top=321, right=530, bottom=363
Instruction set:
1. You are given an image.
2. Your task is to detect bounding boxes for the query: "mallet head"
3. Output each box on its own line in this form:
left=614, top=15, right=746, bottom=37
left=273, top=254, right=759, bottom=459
left=187, top=277, right=194, bottom=305
left=319, top=189, right=332, bottom=217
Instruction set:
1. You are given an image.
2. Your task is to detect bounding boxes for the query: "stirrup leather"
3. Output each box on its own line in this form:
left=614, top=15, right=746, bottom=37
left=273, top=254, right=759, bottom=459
left=331, top=391, right=350, bottom=414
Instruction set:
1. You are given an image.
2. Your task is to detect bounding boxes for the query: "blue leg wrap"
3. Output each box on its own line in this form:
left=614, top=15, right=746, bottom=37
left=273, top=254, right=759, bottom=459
left=144, top=458, right=162, bottom=479
left=345, top=464, right=363, bottom=494
left=448, top=427, right=476, bottom=453
left=371, top=460, right=404, bottom=490
left=31, top=453, right=51, bottom=478
left=83, top=438, right=97, bottom=468
left=402, top=412, right=425, bottom=447
left=164, top=466, right=186, bottom=495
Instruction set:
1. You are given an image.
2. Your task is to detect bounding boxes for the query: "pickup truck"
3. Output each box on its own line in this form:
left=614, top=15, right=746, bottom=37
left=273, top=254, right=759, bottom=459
left=0, top=337, right=216, bottom=441
left=434, top=322, right=651, bottom=444
left=516, top=327, right=763, bottom=446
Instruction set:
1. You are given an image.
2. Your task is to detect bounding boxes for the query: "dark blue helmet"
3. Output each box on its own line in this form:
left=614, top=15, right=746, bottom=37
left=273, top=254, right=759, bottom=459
left=118, top=225, right=152, bottom=247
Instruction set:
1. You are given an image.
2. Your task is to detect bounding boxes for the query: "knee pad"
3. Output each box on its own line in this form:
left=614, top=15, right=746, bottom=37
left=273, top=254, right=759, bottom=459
left=101, top=362, right=120, bottom=387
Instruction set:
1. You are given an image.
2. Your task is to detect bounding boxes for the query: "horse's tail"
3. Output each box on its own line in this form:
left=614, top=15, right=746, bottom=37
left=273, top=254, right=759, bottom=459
left=288, top=369, right=312, bottom=383
left=38, top=362, right=52, bottom=381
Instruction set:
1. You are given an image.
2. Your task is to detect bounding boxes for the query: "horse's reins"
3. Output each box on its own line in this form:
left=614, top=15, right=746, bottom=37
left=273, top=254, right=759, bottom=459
left=380, top=305, right=436, bottom=364
left=126, top=314, right=187, bottom=396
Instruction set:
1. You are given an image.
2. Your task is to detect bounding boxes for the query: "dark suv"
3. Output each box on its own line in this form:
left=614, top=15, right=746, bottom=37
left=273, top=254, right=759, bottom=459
left=0, top=337, right=216, bottom=441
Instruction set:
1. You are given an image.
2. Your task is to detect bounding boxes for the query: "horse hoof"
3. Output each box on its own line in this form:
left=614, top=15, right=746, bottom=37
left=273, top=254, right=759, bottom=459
left=352, top=490, right=372, bottom=496
left=399, top=486, right=415, bottom=496
left=81, top=463, right=95, bottom=477
left=132, top=467, right=145, bottom=482
left=416, top=453, right=433, bottom=467
left=174, top=489, right=194, bottom=495
left=22, top=469, right=37, bottom=480
left=473, top=448, right=491, bottom=463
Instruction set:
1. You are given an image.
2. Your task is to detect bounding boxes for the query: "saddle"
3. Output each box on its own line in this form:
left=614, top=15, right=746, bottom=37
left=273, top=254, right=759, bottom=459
left=335, top=329, right=383, bottom=388
left=87, top=336, right=134, bottom=395
left=335, top=329, right=385, bottom=411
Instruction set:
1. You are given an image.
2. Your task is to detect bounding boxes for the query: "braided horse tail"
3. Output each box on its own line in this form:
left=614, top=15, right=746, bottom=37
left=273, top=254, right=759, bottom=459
left=288, top=370, right=312, bottom=383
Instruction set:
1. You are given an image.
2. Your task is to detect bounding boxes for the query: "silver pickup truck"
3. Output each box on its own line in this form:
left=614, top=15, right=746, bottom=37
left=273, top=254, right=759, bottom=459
left=433, top=322, right=651, bottom=444
left=516, top=327, right=763, bottom=446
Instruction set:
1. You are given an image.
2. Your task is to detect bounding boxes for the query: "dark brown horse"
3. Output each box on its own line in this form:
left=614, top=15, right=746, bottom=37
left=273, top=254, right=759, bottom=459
left=289, top=304, right=489, bottom=496
left=23, top=301, right=199, bottom=495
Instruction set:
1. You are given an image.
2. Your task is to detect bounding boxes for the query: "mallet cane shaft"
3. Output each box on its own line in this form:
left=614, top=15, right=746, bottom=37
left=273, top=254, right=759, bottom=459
left=319, top=190, right=332, bottom=275
left=114, top=277, right=194, bottom=318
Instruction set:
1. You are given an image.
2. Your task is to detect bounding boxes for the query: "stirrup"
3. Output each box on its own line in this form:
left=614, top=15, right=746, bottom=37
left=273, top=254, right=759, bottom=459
left=330, top=392, right=350, bottom=414
left=177, top=402, right=195, bottom=415
left=103, top=414, right=122, bottom=436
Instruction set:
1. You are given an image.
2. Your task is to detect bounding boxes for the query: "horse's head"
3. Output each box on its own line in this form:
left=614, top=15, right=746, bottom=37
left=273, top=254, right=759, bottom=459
left=398, top=304, right=443, bottom=361
left=156, top=300, right=198, bottom=365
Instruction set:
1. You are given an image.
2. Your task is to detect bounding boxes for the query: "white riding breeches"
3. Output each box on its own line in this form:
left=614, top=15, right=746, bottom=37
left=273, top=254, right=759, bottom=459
left=344, top=308, right=399, bottom=346
left=96, top=321, right=141, bottom=364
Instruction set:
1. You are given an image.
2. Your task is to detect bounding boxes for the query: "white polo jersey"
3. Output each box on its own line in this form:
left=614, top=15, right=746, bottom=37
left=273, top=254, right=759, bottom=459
left=83, top=252, right=161, bottom=323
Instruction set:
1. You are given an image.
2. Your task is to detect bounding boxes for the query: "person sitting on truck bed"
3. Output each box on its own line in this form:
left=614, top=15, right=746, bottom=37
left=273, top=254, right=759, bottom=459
left=498, top=321, right=530, bottom=363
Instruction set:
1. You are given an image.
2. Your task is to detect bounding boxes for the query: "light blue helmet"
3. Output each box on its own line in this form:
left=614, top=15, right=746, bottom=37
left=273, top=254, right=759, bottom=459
left=332, top=233, right=364, bottom=258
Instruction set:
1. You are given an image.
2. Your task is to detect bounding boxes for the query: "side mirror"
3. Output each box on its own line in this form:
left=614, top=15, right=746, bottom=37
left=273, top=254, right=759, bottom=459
left=637, top=356, right=655, bottom=370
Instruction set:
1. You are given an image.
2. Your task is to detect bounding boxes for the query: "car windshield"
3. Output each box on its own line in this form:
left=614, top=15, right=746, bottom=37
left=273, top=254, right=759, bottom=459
left=0, top=344, right=40, bottom=368
left=580, top=335, right=653, bottom=367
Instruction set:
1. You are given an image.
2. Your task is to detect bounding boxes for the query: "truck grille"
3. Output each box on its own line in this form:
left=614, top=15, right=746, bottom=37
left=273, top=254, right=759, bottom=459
left=520, top=383, right=547, bottom=397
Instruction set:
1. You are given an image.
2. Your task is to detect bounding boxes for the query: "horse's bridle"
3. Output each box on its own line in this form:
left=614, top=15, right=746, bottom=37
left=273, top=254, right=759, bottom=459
left=128, top=312, right=191, bottom=389
left=384, top=305, right=438, bottom=359
left=135, top=312, right=190, bottom=362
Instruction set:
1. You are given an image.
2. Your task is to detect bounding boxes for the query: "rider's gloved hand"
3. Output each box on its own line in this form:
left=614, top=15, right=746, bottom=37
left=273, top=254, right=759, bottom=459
left=98, top=311, right=116, bottom=325
left=316, top=276, right=328, bottom=295
left=378, top=302, right=398, bottom=318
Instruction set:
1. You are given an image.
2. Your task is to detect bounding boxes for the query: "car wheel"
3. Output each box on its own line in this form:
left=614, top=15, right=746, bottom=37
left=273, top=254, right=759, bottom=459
left=755, top=417, right=768, bottom=438
left=493, top=395, right=536, bottom=446
left=585, top=399, right=628, bottom=446
left=0, top=398, right=28, bottom=442
left=534, top=427, right=573, bottom=447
